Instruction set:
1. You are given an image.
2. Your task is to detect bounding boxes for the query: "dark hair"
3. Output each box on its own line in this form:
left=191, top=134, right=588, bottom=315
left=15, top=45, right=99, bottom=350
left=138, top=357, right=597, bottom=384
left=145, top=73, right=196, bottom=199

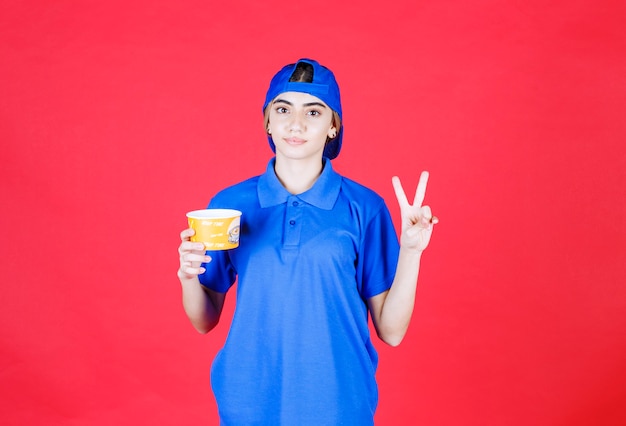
left=288, top=62, right=314, bottom=83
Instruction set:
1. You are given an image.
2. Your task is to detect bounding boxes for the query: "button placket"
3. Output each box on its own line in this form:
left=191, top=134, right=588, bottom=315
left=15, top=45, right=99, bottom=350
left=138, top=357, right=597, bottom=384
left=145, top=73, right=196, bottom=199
left=284, top=196, right=303, bottom=247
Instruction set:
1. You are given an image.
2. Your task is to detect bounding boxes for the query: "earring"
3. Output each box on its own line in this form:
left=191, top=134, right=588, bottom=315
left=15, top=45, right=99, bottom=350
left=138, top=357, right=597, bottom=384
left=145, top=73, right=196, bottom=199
left=267, top=128, right=272, bottom=134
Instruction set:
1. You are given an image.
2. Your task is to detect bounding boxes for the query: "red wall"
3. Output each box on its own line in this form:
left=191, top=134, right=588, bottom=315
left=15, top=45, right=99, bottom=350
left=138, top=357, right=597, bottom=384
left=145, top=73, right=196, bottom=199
left=2, top=1, right=625, bottom=425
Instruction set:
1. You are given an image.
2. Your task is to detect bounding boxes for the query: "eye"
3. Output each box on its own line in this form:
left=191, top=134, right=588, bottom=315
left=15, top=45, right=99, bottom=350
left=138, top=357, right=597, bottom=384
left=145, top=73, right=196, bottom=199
left=307, top=110, right=321, bottom=117
left=275, top=106, right=288, bottom=114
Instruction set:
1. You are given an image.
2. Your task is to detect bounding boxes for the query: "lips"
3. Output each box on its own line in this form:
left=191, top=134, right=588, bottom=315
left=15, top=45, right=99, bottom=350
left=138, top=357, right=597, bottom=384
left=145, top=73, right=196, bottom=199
left=284, top=137, right=306, bottom=145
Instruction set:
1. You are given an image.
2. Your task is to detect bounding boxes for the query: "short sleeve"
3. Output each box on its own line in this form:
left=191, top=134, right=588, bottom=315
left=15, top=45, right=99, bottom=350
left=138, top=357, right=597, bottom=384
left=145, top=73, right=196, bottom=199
left=197, top=249, right=236, bottom=293
left=357, top=202, right=400, bottom=299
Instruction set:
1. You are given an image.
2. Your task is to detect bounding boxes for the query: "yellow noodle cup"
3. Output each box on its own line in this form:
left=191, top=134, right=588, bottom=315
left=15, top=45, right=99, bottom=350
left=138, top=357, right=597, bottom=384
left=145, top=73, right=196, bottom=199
left=186, top=209, right=242, bottom=250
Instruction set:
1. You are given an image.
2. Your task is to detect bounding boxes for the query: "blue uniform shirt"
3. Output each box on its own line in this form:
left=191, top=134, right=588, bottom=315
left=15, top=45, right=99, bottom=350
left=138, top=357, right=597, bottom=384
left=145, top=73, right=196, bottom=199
left=199, top=158, right=400, bottom=425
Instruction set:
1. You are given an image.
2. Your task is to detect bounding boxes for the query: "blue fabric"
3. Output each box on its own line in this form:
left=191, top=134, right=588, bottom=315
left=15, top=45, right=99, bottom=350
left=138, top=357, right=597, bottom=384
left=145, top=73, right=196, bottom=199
left=199, top=158, right=400, bottom=425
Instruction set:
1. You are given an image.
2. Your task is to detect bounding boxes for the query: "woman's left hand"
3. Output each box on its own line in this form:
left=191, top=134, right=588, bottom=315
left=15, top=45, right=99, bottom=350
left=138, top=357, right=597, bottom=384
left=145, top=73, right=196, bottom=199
left=392, top=171, right=438, bottom=252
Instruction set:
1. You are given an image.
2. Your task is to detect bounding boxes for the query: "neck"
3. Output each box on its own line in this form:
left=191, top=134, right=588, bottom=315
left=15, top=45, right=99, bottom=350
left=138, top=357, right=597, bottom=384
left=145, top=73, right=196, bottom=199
left=274, top=155, right=324, bottom=195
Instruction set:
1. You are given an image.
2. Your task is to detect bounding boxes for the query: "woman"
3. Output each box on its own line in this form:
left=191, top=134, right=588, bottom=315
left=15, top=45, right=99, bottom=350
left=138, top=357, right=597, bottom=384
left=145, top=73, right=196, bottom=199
left=177, top=58, right=437, bottom=425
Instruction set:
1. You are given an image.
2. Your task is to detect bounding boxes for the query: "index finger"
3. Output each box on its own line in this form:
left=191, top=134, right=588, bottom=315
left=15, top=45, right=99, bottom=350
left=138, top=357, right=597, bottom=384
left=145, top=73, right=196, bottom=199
left=180, top=228, right=196, bottom=241
left=392, top=176, right=410, bottom=209
left=414, top=171, right=429, bottom=207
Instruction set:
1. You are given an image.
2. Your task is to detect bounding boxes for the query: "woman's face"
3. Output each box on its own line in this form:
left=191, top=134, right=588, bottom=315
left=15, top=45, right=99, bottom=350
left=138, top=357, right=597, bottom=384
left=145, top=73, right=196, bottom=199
left=267, top=91, right=337, bottom=162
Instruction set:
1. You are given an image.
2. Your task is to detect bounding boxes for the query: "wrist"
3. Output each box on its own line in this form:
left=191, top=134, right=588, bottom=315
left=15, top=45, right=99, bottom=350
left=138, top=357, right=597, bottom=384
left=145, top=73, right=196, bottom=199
left=178, top=270, right=200, bottom=285
left=399, top=245, right=423, bottom=262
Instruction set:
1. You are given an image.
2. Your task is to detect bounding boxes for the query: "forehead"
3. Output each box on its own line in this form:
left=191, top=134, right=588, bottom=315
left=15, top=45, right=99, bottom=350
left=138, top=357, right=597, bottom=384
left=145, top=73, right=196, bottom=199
left=272, top=91, right=328, bottom=107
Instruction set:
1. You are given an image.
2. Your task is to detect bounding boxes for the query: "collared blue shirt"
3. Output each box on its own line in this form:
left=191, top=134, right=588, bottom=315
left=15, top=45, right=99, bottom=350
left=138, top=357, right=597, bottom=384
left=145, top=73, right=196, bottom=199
left=199, top=158, right=400, bottom=425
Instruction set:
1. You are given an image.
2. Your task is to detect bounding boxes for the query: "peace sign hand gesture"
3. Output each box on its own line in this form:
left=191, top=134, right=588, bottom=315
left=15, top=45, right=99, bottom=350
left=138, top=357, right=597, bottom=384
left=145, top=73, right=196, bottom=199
left=392, top=171, right=438, bottom=253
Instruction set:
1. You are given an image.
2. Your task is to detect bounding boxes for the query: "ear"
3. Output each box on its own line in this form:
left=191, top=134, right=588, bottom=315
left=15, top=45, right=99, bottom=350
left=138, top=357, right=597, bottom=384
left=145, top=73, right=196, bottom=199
left=327, top=125, right=337, bottom=139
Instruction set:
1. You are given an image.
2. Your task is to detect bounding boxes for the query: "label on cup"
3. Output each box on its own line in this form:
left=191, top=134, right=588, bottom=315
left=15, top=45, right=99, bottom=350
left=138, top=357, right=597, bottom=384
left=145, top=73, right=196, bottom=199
left=187, top=209, right=242, bottom=250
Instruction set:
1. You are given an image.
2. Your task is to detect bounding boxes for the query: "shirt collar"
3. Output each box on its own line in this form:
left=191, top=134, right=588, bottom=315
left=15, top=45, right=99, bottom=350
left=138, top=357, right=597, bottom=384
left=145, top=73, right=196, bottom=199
left=257, top=157, right=341, bottom=210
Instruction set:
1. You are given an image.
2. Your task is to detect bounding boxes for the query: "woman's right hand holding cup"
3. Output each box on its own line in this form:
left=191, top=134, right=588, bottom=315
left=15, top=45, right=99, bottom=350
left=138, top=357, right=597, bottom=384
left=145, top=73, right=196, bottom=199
left=178, top=228, right=212, bottom=281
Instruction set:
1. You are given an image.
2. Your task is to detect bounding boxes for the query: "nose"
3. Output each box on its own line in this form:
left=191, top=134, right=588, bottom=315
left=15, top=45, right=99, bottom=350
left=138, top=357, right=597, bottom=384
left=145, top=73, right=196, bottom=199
left=288, top=110, right=305, bottom=133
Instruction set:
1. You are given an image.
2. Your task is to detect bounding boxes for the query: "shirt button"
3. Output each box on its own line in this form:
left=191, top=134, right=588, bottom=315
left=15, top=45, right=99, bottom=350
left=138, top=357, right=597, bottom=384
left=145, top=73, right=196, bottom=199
left=289, top=220, right=296, bottom=225
left=292, top=201, right=299, bottom=206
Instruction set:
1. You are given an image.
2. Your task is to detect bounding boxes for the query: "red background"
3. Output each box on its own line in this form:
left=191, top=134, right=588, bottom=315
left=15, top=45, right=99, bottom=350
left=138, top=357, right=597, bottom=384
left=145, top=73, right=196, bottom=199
left=2, top=1, right=625, bottom=425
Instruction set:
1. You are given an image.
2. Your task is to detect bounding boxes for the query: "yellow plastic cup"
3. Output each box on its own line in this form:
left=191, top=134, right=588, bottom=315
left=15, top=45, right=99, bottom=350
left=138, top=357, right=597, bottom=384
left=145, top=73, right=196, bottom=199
left=186, top=209, right=242, bottom=250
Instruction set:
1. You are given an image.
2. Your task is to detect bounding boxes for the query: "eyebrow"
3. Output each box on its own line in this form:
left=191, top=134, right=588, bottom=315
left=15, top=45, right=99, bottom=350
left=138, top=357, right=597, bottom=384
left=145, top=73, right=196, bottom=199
left=273, top=98, right=328, bottom=109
